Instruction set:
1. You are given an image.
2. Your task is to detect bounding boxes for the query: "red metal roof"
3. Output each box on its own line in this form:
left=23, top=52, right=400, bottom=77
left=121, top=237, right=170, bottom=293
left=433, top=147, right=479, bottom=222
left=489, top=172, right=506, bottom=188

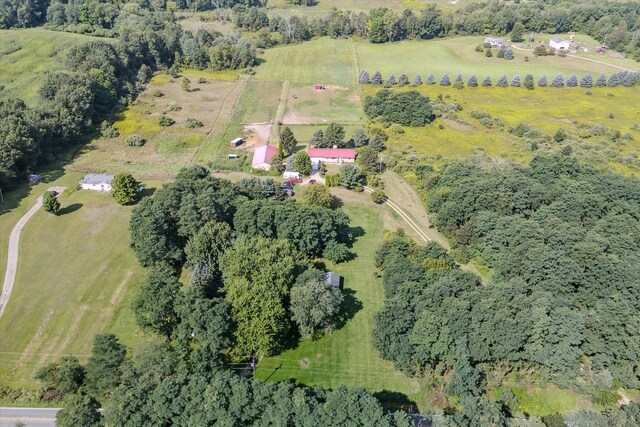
left=307, top=148, right=356, bottom=159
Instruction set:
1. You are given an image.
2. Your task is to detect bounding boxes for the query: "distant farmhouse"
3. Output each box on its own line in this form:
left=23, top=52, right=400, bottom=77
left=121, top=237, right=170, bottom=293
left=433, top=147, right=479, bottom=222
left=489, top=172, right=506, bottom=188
left=79, top=173, right=114, bottom=192
left=308, top=147, right=356, bottom=170
left=252, top=145, right=279, bottom=171
left=549, top=37, right=570, bottom=51
left=484, top=37, right=505, bottom=48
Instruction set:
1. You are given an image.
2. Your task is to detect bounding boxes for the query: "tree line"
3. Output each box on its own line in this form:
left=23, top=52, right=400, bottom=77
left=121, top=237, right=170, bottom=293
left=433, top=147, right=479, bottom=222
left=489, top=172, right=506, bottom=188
left=3, top=1, right=638, bottom=59
left=360, top=70, right=640, bottom=89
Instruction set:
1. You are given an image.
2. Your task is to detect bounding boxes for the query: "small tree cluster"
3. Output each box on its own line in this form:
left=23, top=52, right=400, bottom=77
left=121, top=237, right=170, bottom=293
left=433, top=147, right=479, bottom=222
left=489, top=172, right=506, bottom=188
left=126, top=134, right=145, bottom=147
left=185, top=118, right=203, bottom=128
left=158, top=115, right=175, bottom=126
left=339, top=164, right=364, bottom=189
left=325, top=174, right=340, bottom=187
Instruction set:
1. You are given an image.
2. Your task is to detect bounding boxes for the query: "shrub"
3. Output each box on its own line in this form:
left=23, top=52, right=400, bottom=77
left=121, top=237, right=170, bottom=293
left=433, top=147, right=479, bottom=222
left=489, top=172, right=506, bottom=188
left=533, top=45, right=549, bottom=56
left=580, top=74, right=593, bottom=88
left=359, top=70, right=370, bottom=84
left=339, top=164, right=364, bottom=189
left=158, top=115, right=175, bottom=126
left=485, top=48, right=493, bottom=57
left=126, top=134, right=145, bottom=147
left=439, top=74, right=451, bottom=86
left=483, top=42, right=491, bottom=49
left=371, top=71, right=383, bottom=85
left=397, top=73, right=409, bottom=86
left=475, top=44, right=484, bottom=52
left=100, top=121, right=119, bottom=138
left=468, top=75, right=478, bottom=87
left=181, top=77, right=191, bottom=91
left=503, top=48, right=514, bottom=60
left=152, top=89, right=164, bottom=97
left=167, top=103, right=181, bottom=112
left=497, top=75, right=508, bottom=87
left=497, top=45, right=506, bottom=58
left=538, top=75, right=548, bottom=87
left=453, top=75, right=464, bottom=89
left=185, top=118, right=204, bottom=128
left=42, top=191, right=60, bottom=215
left=524, top=74, right=534, bottom=90
left=552, top=73, right=564, bottom=88
left=198, top=77, right=207, bottom=84
left=371, top=189, right=386, bottom=204
left=482, top=76, right=492, bottom=87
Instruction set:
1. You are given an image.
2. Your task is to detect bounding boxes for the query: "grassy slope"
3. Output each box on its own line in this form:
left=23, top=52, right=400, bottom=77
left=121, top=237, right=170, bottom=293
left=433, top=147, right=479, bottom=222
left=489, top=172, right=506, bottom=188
left=356, top=37, right=637, bottom=80
left=0, top=179, right=153, bottom=389
left=256, top=199, right=426, bottom=408
left=367, top=85, right=640, bottom=175
left=0, top=29, right=104, bottom=105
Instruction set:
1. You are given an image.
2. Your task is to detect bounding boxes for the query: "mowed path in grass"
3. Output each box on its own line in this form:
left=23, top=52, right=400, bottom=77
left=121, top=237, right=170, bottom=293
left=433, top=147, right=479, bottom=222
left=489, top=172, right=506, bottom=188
left=0, top=183, right=149, bottom=389
left=255, top=202, right=424, bottom=406
left=0, top=29, right=109, bottom=105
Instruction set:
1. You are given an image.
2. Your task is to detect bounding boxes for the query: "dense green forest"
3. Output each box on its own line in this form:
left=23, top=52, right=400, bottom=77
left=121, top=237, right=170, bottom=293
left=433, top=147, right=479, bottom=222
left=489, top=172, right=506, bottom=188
left=373, top=155, right=640, bottom=419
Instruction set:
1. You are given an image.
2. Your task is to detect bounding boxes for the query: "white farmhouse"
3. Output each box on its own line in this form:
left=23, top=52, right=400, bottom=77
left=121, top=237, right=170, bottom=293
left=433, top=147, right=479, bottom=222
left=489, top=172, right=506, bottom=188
left=79, top=173, right=114, bottom=192
left=549, top=37, right=570, bottom=51
left=308, top=147, right=356, bottom=170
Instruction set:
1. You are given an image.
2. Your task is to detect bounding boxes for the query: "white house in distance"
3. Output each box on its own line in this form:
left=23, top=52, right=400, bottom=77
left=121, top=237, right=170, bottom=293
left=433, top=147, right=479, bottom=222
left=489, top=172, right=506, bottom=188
left=549, top=37, right=570, bottom=51
left=484, top=37, right=505, bottom=48
left=252, top=145, right=279, bottom=171
left=79, top=173, right=114, bottom=192
left=308, top=147, right=356, bottom=169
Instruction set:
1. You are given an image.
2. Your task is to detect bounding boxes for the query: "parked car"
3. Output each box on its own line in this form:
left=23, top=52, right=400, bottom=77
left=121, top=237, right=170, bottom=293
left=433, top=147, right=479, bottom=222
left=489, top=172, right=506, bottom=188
left=309, top=179, right=317, bottom=184
left=288, top=177, right=303, bottom=184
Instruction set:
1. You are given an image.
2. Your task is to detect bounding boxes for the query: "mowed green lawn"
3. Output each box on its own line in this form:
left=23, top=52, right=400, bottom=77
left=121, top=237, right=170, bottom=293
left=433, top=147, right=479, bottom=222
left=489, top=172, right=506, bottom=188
left=0, top=29, right=104, bottom=105
left=356, top=37, right=634, bottom=80
left=0, top=182, right=151, bottom=390
left=256, top=201, right=426, bottom=408
left=255, top=38, right=358, bottom=85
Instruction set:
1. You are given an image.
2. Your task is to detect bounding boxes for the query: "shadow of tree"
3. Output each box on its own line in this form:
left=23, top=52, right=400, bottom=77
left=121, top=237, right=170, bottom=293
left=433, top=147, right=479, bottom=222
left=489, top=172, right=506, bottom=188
left=58, top=203, right=83, bottom=216
left=373, top=389, right=418, bottom=412
left=333, top=288, right=363, bottom=330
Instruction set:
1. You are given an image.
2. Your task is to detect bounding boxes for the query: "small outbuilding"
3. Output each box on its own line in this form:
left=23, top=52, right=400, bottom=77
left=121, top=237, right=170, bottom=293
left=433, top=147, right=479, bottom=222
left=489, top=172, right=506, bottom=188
left=313, top=84, right=325, bottom=91
left=549, top=37, right=570, bottom=51
left=251, top=145, right=280, bottom=171
left=230, top=137, right=244, bottom=148
left=323, top=272, right=342, bottom=289
left=80, top=173, right=114, bottom=192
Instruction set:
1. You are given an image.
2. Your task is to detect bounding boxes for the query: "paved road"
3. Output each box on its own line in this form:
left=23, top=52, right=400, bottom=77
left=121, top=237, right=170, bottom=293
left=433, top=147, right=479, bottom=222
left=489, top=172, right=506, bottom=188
left=0, top=187, right=65, bottom=318
left=0, top=407, right=59, bottom=427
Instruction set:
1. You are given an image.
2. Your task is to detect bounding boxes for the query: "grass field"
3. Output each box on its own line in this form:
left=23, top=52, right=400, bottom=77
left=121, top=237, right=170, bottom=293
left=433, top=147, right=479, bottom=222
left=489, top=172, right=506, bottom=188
left=363, top=84, right=640, bottom=175
left=284, top=83, right=363, bottom=125
left=256, top=198, right=427, bottom=409
left=267, top=0, right=476, bottom=14
left=0, top=177, right=155, bottom=390
left=71, top=71, right=244, bottom=179
left=0, top=29, right=106, bottom=105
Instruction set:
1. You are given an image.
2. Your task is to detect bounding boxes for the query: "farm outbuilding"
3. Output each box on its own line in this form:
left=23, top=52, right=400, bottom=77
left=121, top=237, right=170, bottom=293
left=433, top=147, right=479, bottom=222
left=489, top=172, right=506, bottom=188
left=549, top=37, right=570, bottom=51
left=484, top=37, right=505, bottom=48
left=313, top=84, right=325, bottom=91
left=323, top=272, right=342, bottom=289
left=251, top=145, right=279, bottom=171
left=308, top=147, right=356, bottom=169
left=230, top=137, right=244, bottom=148
left=79, top=173, right=114, bottom=192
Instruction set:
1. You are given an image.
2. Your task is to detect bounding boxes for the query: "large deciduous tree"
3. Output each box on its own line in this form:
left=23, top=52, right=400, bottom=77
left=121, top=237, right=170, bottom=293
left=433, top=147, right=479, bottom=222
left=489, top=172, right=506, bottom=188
left=111, top=172, right=139, bottom=205
left=290, top=269, right=343, bottom=337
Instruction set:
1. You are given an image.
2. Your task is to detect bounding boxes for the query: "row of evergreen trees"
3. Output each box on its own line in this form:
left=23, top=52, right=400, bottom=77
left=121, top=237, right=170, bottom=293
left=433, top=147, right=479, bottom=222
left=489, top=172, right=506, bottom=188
left=359, top=70, right=640, bottom=89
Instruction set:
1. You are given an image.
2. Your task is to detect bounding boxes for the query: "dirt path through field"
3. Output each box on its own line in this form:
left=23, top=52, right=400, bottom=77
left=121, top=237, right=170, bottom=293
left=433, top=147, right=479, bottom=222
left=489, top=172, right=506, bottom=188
left=270, top=80, right=290, bottom=143
left=0, top=187, right=65, bottom=318
left=510, top=45, right=634, bottom=71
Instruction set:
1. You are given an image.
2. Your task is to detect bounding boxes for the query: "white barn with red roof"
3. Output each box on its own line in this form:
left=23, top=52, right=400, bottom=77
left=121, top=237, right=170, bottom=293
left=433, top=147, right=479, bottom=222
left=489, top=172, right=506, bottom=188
left=308, top=146, right=356, bottom=169
left=252, top=145, right=279, bottom=171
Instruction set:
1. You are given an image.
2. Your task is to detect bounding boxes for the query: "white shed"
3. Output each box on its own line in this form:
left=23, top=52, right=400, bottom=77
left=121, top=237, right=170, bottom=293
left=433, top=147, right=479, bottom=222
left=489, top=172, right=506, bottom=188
left=80, top=173, right=114, bottom=192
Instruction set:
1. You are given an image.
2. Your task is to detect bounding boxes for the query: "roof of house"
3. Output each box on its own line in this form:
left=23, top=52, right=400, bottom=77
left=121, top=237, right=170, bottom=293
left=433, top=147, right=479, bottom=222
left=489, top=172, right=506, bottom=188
left=323, top=272, right=341, bottom=288
left=252, top=145, right=279, bottom=167
left=550, top=37, right=567, bottom=43
left=80, top=173, right=114, bottom=185
left=485, top=37, right=504, bottom=42
left=308, top=148, right=356, bottom=159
